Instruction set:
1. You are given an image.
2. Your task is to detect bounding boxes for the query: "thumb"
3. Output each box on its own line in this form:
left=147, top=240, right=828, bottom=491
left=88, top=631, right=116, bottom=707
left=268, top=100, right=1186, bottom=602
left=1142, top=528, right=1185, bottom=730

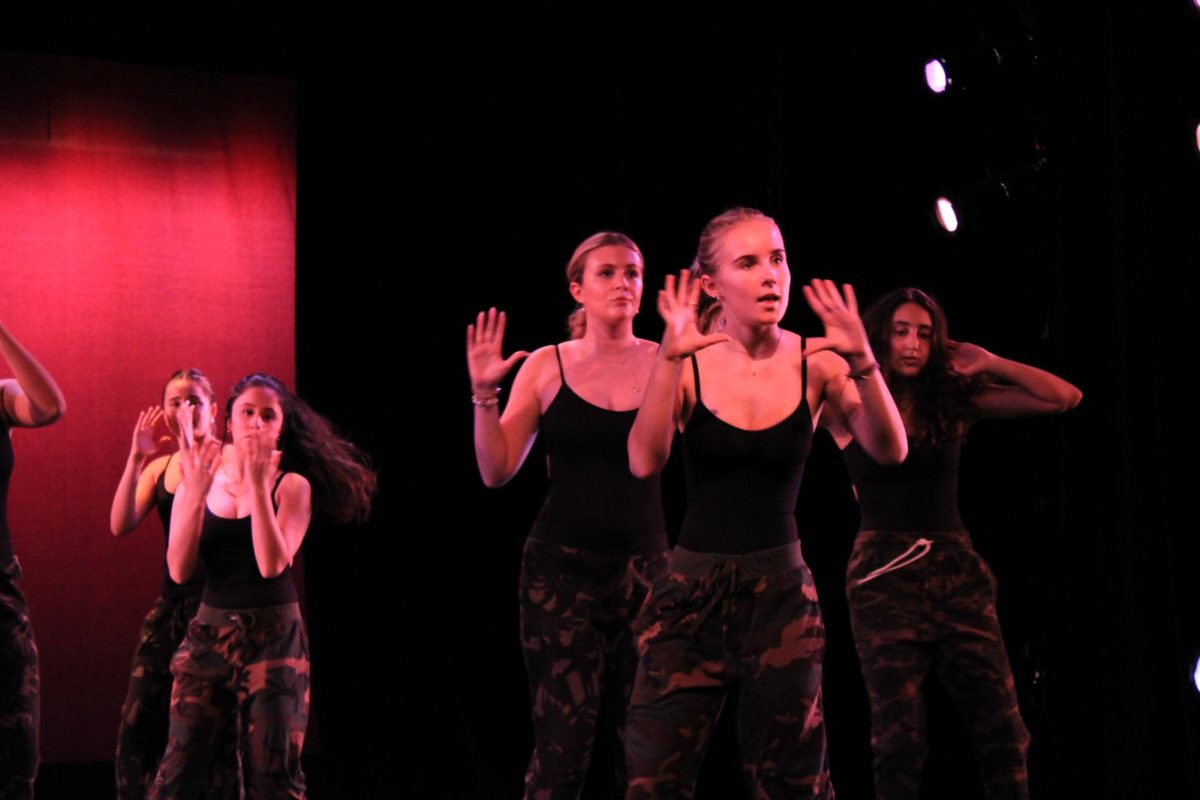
left=502, top=351, right=530, bottom=371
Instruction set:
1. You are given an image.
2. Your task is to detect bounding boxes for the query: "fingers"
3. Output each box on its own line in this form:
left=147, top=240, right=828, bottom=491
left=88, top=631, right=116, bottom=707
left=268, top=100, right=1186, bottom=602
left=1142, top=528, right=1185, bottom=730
left=842, top=283, right=858, bottom=315
left=495, top=309, right=507, bottom=346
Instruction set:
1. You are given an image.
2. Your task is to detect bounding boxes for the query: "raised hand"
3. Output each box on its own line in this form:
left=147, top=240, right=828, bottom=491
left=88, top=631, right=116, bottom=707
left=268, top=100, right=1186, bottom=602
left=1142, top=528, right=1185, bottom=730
left=173, top=403, right=197, bottom=450
left=240, top=434, right=283, bottom=492
left=467, top=308, right=530, bottom=393
left=130, top=406, right=171, bottom=460
left=946, top=340, right=996, bottom=378
left=801, top=279, right=873, bottom=365
left=177, top=437, right=221, bottom=498
left=657, top=271, right=729, bottom=360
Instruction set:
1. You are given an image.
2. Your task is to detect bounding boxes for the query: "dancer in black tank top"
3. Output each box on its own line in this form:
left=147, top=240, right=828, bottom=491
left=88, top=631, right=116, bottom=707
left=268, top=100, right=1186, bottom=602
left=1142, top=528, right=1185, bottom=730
left=0, top=316, right=66, bottom=799
left=821, top=287, right=1081, bottom=800
left=625, top=208, right=907, bottom=799
left=467, top=232, right=668, bottom=798
left=152, top=373, right=375, bottom=799
left=109, top=369, right=240, bottom=799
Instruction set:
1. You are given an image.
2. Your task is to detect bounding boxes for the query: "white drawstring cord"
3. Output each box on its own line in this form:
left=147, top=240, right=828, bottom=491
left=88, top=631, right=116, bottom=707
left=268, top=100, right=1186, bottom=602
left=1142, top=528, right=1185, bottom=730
left=854, top=538, right=933, bottom=586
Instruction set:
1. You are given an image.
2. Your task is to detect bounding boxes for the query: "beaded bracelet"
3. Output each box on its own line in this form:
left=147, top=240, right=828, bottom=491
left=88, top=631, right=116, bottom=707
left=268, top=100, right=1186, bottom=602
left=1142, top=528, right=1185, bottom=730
left=472, top=387, right=502, bottom=407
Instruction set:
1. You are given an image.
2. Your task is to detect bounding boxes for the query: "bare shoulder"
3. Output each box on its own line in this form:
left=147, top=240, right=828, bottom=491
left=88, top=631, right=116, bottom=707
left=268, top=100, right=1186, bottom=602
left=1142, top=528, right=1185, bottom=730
left=518, top=344, right=560, bottom=382
left=280, top=471, right=312, bottom=493
left=805, top=349, right=848, bottom=382
left=145, top=453, right=173, bottom=481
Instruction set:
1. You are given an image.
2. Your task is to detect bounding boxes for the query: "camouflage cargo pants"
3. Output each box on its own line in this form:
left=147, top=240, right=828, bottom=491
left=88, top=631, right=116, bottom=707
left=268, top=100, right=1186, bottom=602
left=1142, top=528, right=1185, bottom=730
left=847, top=531, right=1030, bottom=800
left=625, top=542, right=834, bottom=799
left=519, top=537, right=668, bottom=800
left=0, top=557, right=37, bottom=800
left=116, top=593, right=241, bottom=800
left=151, top=602, right=309, bottom=800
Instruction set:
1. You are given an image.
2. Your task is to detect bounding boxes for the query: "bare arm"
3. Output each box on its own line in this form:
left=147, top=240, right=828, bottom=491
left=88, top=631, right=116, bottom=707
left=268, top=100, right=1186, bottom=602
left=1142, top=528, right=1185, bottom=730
left=0, top=318, right=66, bottom=428
left=468, top=309, right=544, bottom=488
left=110, top=408, right=174, bottom=536
left=166, top=438, right=221, bottom=584
left=804, top=280, right=907, bottom=464
left=629, top=272, right=728, bottom=477
left=242, top=435, right=311, bottom=578
left=950, top=341, right=1082, bottom=418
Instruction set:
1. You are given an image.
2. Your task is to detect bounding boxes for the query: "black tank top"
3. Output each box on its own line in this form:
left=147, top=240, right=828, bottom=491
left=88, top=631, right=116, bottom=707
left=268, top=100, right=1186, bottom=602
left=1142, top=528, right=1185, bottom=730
left=198, top=473, right=297, bottom=609
left=531, top=345, right=668, bottom=553
left=154, top=454, right=205, bottom=599
left=842, top=437, right=965, bottom=532
left=0, top=424, right=12, bottom=559
left=679, top=347, right=812, bottom=554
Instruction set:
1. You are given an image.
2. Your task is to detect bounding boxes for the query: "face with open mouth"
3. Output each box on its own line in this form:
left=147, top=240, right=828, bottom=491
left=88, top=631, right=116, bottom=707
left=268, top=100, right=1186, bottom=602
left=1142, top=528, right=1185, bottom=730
left=704, top=218, right=790, bottom=327
left=888, top=301, right=934, bottom=377
left=569, top=244, right=644, bottom=325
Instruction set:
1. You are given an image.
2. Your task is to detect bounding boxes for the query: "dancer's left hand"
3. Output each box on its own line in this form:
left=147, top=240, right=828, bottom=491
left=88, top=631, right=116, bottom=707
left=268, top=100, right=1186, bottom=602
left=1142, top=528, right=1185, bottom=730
left=241, top=434, right=282, bottom=491
left=946, top=340, right=996, bottom=377
left=801, top=279, right=874, bottom=367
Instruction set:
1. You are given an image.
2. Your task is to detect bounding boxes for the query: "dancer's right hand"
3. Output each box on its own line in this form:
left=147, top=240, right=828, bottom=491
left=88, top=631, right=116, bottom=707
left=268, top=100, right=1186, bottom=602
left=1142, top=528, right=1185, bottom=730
left=177, top=436, right=221, bottom=498
left=467, top=308, right=529, bottom=393
left=657, top=271, right=729, bottom=361
left=130, top=406, right=170, bottom=460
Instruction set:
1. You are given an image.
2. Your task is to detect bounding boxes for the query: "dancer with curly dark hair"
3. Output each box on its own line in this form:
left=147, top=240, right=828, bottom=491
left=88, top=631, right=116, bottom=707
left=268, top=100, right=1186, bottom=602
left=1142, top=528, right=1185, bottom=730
left=151, top=373, right=375, bottom=799
left=822, top=287, right=1081, bottom=800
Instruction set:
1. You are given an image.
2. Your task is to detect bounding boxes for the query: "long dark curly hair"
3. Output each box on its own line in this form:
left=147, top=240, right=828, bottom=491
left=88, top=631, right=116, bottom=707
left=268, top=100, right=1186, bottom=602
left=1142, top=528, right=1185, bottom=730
left=862, top=288, right=975, bottom=447
left=225, top=373, right=377, bottom=523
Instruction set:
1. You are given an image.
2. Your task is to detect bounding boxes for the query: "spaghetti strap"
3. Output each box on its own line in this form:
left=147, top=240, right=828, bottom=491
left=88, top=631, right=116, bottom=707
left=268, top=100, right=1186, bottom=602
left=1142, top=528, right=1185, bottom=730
left=800, top=335, right=807, bottom=399
left=271, top=472, right=287, bottom=512
left=553, top=343, right=565, bottom=380
left=690, top=354, right=702, bottom=405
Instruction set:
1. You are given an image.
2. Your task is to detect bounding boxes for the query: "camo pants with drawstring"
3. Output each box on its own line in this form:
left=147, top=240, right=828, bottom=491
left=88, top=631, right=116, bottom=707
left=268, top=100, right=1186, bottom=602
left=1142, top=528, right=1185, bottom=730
left=847, top=530, right=1030, bottom=800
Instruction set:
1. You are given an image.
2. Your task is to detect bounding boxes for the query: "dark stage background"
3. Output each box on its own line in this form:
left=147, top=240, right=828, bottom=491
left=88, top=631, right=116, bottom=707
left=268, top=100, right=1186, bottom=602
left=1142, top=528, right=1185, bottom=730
left=9, top=2, right=1200, bottom=797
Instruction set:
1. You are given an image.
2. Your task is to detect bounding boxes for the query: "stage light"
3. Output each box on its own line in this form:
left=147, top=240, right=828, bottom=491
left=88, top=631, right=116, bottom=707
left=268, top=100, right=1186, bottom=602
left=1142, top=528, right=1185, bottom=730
left=930, top=150, right=1047, bottom=235
left=925, top=59, right=949, bottom=94
left=1194, top=121, right=1200, bottom=154
left=1193, top=654, right=1200, bottom=694
left=934, top=197, right=958, bottom=232
left=923, top=36, right=1036, bottom=95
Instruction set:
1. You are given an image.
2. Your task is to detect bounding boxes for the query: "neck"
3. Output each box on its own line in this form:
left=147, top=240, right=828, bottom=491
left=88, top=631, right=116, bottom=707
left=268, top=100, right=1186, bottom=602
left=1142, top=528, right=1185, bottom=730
left=580, top=318, right=637, bottom=353
left=721, top=319, right=782, bottom=359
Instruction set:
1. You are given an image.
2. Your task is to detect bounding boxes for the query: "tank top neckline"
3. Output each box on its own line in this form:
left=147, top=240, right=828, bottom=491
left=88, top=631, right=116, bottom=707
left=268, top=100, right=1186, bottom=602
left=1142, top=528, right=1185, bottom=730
left=549, top=343, right=640, bottom=415
left=689, top=341, right=810, bottom=434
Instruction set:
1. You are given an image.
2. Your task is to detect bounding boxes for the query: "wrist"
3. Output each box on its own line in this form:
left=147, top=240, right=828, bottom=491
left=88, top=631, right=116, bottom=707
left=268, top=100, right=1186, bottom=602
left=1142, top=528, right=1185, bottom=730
left=472, top=386, right=501, bottom=407
left=846, top=346, right=877, bottom=374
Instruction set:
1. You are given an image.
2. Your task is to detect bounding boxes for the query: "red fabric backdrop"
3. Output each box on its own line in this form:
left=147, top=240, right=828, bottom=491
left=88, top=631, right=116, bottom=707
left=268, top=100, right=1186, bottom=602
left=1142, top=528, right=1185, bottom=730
left=0, top=54, right=295, bottom=762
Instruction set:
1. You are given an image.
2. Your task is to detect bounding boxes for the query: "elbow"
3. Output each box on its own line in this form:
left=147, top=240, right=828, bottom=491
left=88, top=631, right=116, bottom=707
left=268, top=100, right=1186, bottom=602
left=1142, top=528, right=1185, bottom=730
left=1061, top=386, right=1083, bottom=412
left=871, top=435, right=907, bottom=466
left=479, top=469, right=511, bottom=490
left=32, top=400, right=64, bottom=426
left=884, top=437, right=908, bottom=466
left=110, top=520, right=132, bottom=537
left=628, top=449, right=665, bottom=479
left=167, top=562, right=193, bottom=584
left=257, top=559, right=289, bottom=580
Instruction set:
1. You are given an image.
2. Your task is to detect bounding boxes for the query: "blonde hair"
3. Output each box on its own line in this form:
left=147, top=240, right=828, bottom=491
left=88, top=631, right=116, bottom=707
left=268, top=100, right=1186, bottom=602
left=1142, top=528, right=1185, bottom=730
left=689, top=207, right=776, bottom=333
left=564, top=232, right=643, bottom=338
